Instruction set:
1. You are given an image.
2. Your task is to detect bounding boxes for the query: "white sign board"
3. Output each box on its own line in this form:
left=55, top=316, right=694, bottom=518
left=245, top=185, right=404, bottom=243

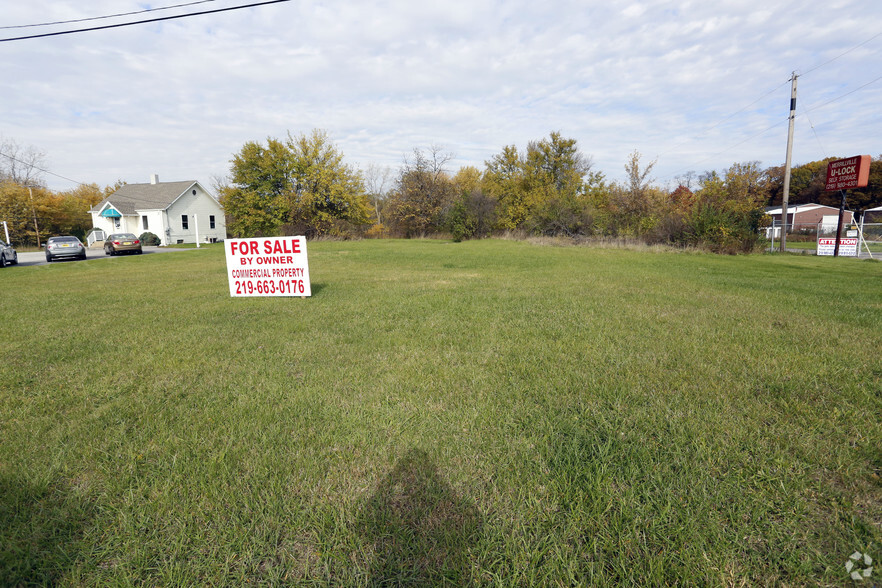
left=224, top=236, right=311, bottom=297
left=817, top=237, right=858, bottom=257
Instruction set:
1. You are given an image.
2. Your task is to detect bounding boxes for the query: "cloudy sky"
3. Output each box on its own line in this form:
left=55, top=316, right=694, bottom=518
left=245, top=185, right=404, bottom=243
left=1, top=0, right=880, bottom=192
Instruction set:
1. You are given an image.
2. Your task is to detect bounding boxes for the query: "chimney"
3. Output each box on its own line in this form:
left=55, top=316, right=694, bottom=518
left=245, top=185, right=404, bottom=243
left=150, top=173, right=159, bottom=185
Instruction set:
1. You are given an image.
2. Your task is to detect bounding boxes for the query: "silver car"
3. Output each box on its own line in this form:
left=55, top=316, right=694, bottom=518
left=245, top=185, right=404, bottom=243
left=0, top=239, right=17, bottom=267
left=45, top=236, right=87, bottom=262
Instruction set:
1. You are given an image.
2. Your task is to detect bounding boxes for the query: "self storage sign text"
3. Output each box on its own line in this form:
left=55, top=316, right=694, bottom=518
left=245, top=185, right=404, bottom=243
left=824, top=155, right=871, bottom=191
left=224, top=236, right=311, bottom=297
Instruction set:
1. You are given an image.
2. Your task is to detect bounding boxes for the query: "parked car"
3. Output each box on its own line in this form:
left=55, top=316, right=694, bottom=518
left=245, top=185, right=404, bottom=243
left=0, top=239, right=17, bottom=267
left=104, top=233, right=143, bottom=256
left=45, top=236, right=87, bottom=262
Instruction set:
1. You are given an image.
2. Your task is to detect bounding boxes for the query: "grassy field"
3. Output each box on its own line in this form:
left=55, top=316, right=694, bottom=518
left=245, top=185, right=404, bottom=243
left=1, top=239, right=880, bottom=586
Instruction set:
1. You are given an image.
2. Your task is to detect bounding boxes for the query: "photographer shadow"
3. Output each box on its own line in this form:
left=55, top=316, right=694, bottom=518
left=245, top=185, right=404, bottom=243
left=357, top=448, right=482, bottom=586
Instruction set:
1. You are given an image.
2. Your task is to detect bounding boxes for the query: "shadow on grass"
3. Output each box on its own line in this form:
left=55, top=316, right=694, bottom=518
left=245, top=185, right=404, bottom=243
left=357, top=449, right=482, bottom=586
left=0, top=476, right=91, bottom=586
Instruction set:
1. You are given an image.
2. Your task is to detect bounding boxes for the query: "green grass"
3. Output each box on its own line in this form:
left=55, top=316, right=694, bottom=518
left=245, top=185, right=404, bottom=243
left=1, top=239, right=880, bottom=586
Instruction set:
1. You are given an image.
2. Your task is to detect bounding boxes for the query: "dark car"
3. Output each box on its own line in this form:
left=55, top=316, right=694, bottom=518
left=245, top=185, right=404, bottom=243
left=45, top=236, right=87, bottom=262
left=0, top=239, right=17, bottom=267
left=104, top=233, right=143, bottom=256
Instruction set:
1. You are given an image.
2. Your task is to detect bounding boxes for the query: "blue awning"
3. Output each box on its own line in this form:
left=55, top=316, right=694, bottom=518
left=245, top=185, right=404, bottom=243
left=100, top=207, right=121, bottom=218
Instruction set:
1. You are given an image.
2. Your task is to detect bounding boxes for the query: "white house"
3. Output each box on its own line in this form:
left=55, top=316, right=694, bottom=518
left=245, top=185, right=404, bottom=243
left=90, top=175, right=226, bottom=245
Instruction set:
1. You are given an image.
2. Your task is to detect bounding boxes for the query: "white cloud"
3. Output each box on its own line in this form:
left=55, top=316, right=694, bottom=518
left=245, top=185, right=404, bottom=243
left=1, top=0, right=880, bottom=190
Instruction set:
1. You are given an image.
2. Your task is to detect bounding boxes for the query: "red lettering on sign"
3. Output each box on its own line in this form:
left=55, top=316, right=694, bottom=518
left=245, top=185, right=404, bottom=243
left=230, top=240, right=260, bottom=256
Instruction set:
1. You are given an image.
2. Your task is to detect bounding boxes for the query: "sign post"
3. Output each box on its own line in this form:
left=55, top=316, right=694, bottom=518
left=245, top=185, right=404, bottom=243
left=224, top=236, right=311, bottom=297
left=824, top=155, right=870, bottom=257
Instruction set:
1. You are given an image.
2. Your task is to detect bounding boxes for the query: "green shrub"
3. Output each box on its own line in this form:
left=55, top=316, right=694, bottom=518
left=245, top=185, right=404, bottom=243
left=139, top=231, right=162, bottom=246
left=444, top=191, right=496, bottom=242
left=683, top=205, right=764, bottom=254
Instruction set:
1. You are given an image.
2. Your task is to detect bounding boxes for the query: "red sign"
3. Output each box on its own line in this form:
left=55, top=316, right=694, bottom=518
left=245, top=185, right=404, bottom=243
left=824, top=155, right=871, bottom=191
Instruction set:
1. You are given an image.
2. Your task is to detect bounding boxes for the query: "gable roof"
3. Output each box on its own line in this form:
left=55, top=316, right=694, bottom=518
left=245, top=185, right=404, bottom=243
left=91, top=180, right=199, bottom=215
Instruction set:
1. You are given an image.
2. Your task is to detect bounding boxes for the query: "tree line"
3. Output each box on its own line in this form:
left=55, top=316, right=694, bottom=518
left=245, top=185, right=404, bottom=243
left=220, top=129, right=882, bottom=253
left=3, top=131, right=880, bottom=252
left=0, top=139, right=113, bottom=247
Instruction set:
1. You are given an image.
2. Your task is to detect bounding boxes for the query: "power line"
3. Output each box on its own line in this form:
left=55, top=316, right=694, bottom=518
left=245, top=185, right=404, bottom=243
left=800, top=32, right=882, bottom=78
left=661, top=73, right=881, bottom=182
left=0, top=0, right=217, bottom=30
left=0, top=0, right=292, bottom=43
left=655, top=79, right=791, bottom=160
left=804, top=74, right=882, bottom=113
left=656, top=33, right=881, bottom=181
left=661, top=117, right=790, bottom=182
left=0, top=150, right=88, bottom=187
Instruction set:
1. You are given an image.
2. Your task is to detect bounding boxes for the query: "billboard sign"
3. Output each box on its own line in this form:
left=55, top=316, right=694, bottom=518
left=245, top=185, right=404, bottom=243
left=224, top=236, right=311, bottom=297
left=824, top=155, right=871, bottom=191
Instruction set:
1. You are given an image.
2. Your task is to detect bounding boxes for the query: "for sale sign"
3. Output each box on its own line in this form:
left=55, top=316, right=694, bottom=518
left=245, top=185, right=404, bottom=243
left=817, top=237, right=858, bottom=257
left=824, top=155, right=871, bottom=191
left=224, top=236, right=311, bottom=297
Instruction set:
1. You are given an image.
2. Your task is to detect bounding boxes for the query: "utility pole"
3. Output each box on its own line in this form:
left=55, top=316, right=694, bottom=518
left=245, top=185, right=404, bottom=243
left=779, top=72, right=797, bottom=252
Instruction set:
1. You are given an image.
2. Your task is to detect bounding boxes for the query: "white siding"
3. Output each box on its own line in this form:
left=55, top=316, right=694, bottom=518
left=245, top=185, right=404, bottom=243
left=133, top=210, right=167, bottom=243
left=91, top=213, right=116, bottom=236
left=165, top=184, right=226, bottom=245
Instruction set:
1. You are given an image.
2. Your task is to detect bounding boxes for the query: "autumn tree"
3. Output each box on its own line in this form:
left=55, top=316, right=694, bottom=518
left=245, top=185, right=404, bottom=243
left=42, top=184, right=106, bottom=239
left=604, top=150, right=666, bottom=235
left=364, top=163, right=393, bottom=226
left=219, top=138, right=291, bottom=237
left=285, top=130, right=371, bottom=237
left=483, top=132, right=598, bottom=235
left=849, top=156, right=882, bottom=212
left=522, top=132, right=600, bottom=236
left=220, top=130, right=370, bottom=238
left=385, top=146, right=456, bottom=237
left=523, top=132, right=591, bottom=201
left=445, top=166, right=496, bottom=241
left=0, top=181, right=34, bottom=245
left=483, top=145, right=526, bottom=229
left=684, top=162, right=769, bottom=253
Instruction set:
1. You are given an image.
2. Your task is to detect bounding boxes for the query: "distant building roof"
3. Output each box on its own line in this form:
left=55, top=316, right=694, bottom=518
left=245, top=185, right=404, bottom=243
left=91, top=180, right=199, bottom=215
left=764, top=203, right=843, bottom=215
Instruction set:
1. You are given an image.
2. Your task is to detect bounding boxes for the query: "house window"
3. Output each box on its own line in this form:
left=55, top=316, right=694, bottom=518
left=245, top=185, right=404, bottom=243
left=142, top=216, right=149, bottom=230
left=209, top=215, right=216, bottom=229
left=114, top=218, right=121, bottom=229
left=182, top=215, right=189, bottom=230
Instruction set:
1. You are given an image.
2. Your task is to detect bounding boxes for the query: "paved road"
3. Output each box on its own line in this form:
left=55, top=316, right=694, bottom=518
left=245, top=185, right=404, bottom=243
left=10, top=246, right=199, bottom=267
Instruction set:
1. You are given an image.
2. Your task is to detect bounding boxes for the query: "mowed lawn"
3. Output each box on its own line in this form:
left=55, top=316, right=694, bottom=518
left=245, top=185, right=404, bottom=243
left=1, top=239, right=880, bottom=586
